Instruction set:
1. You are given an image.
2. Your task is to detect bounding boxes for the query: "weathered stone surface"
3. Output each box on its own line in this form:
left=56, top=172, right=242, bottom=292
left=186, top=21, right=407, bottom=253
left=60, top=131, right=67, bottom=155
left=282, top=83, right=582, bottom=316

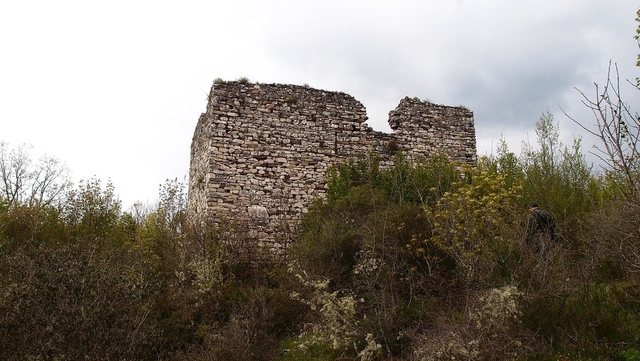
left=248, top=205, right=269, bottom=220
left=188, top=81, right=476, bottom=253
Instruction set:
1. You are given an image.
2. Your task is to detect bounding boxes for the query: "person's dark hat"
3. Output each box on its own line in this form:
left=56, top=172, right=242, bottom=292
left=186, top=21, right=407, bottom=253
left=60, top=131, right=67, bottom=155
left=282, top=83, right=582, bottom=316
left=529, top=201, right=539, bottom=208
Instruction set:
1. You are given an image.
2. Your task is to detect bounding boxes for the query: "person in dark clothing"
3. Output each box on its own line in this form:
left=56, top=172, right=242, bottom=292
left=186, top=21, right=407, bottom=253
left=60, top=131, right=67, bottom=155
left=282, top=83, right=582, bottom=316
left=525, top=201, right=556, bottom=258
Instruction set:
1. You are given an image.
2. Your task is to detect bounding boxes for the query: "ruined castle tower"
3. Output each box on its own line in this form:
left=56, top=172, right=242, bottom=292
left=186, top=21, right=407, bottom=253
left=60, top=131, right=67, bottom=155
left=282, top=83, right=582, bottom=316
left=188, top=81, right=476, bottom=251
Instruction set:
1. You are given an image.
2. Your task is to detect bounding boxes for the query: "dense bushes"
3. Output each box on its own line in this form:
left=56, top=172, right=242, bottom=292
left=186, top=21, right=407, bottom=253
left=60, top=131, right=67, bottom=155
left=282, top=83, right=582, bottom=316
left=291, top=153, right=529, bottom=360
left=0, top=243, right=161, bottom=360
left=2, top=105, right=640, bottom=360
left=286, top=114, right=640, bottom=360
left=0, top=179, right=161, bottom=360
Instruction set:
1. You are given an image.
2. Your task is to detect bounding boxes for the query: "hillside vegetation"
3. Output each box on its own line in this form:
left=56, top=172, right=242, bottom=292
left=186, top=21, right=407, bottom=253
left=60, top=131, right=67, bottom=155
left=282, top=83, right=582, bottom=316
left=1, top=107, right=640, bottom=360
left=3, top=14, right=640, bottom=356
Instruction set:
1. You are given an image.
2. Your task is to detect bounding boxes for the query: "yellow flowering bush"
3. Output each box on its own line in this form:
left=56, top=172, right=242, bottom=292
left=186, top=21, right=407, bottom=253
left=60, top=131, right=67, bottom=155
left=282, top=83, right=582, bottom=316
left=428, top=161, right=523, bottom=283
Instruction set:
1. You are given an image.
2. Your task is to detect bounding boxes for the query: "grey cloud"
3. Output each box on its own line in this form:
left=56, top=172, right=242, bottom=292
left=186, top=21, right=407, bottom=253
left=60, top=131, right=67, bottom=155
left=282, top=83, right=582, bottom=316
left=261, top=0, right=630, bottom=134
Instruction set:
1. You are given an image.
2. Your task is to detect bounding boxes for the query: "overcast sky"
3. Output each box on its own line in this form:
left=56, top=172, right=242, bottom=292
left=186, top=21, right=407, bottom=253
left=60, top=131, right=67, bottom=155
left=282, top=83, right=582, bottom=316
left=1, top=0, right=638, bottom=209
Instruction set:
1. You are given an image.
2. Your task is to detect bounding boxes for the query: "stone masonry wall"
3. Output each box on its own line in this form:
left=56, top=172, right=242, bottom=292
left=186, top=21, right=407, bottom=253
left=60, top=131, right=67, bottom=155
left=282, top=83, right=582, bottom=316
left=188, top=81, right=476, bottom=252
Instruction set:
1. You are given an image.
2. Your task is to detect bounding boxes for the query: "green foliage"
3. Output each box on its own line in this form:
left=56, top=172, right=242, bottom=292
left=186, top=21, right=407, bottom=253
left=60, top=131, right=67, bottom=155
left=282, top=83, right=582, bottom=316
left=623, top=348, right=640, bottom=361
left=4, top=61, right=640, bottom=360
left=0, top=241, right=161, bottom=360
left=0, top=134, right=633, bottom=361
left=0, top=203, right=67, bottom=250
left=293, top=116, right=639, bottom=360
left=177, top=282, right=304, bottom=361
left=379, top=153, right=460, bottom=205
left=413, top=285, right=526, bottom=360
left=429, top=159, right=524, bottom=285
left=293, top=154, right=465, bottom=359
left=64, top=177, right=122, bottom=245
left=325, top=152, right=459, bottom=206
left=288, top=261, right=361, bottom=351
left=521, top=112, right=597, bottom=243
left=278, top=335, right=344, bottom=361
left=490, top=137, right=525, bottom=187
left=325, top=153, right=381, bottom=203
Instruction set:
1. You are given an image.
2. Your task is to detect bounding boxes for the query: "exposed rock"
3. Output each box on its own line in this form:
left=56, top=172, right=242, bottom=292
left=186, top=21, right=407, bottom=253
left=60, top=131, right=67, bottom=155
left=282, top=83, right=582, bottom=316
left=248, top=205, right=269, bottom=220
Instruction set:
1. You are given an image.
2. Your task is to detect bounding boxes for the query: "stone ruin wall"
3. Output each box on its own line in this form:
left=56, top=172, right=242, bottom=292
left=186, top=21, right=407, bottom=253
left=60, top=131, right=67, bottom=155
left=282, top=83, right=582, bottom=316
left=188, top=81, right=476, bottom=252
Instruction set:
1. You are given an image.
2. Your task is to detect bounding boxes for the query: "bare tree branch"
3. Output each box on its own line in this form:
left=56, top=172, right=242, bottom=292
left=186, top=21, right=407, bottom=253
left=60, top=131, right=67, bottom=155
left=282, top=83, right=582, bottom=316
left=562, top=62, right=640, bottom=204
left=0, top=142, right=71, bottom=207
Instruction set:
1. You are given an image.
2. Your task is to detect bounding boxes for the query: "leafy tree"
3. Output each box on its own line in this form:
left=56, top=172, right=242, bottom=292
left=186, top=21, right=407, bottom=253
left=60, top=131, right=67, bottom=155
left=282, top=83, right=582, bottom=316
left=63, top=178, right=122, bottom=245
left=0, top=174, right=163, bottom=360
left=0, top=202, right=67, bottom=250
left=520, top=112, right=596, bottom=243
left=429, top=158, right=523, bottom=286
left=379, top=153, right=459, bottom=206
left=485, top=137, right=525, bottom=189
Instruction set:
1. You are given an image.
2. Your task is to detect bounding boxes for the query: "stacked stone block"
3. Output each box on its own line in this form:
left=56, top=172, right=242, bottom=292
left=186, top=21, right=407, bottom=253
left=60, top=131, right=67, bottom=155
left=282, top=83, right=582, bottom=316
left=188, top=81, right=476, bottom=253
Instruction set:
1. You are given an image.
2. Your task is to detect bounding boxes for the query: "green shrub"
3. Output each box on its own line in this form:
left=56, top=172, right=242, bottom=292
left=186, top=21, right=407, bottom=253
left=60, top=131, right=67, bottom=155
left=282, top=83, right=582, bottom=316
left=0, top=244, right=161, bottom=360
left=277, top=335, right=345, bottom=361
left=622, top=348, right=640, bottom=361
